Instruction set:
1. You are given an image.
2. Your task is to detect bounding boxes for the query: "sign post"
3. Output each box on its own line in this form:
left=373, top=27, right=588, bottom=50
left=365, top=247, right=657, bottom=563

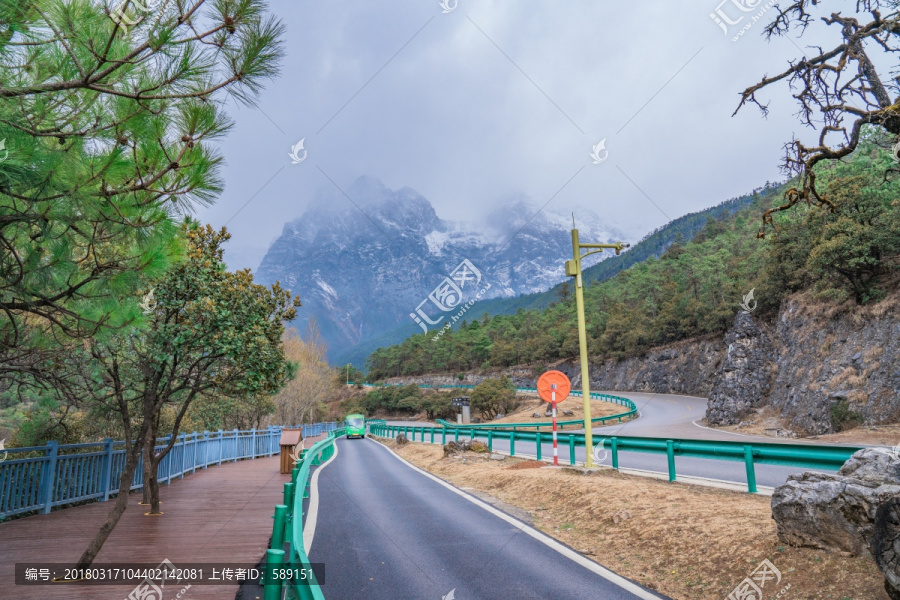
left=565, top=229, right=629, bottom=466
left=537, top=371, right=571, bottom=466
left=452, top=396, right=471, bottom=424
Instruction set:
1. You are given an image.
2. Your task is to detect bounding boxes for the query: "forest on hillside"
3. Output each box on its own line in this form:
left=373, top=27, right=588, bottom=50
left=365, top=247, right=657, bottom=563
left=366, top=133, right=900, bottom=379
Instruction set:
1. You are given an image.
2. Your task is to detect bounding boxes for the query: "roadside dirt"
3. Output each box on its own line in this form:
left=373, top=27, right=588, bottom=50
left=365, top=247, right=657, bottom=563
left=378, top=439, right=888, bottom=600
left=703, top=405, right=900, bottom=447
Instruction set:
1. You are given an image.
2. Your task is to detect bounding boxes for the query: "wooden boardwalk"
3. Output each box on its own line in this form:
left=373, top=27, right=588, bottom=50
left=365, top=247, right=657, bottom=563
left=0, top=438, right=319, bottom=600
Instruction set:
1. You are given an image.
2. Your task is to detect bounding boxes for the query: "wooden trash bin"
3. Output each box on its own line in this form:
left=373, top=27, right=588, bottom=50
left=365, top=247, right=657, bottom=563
left=279, top=429, right=304, bottom=474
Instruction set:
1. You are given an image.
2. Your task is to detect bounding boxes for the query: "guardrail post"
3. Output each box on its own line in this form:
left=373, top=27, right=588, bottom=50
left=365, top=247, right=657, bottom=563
left=271, top=504, right=287, bottom=550
left=233, top=428, right=239, bottom=461
left=510, top=432, right=515, bottom=457
left=743, top=445, right=758, bottom=493
left=488, top=430, right=493, bottom=452
left=251, top=428, right=257, bottom=458
left=535, top=432, right=542, bottom=461
left=611, top=438, right=619, bottom=470
left=179, top=433, right=187, bottom=478
left=101, top=438, right=114, bottom=501
left=470, top=429, right=475, bottom=441
left=666, top=440, right=676, bottom=482
left=39, top=441, right=59, bottom=514
left=442, top=428, right=446, bottom=445
left=569, top=435, right=575, bottom=465
left=202, top=431, right=210, bottom=469
left=263, top=549, right=285, bottom=600
left=454, top=429, right=459, bottom=442
left=217, top=429, right=224, bottom=465
left=431, top=428, right=435, bottom=444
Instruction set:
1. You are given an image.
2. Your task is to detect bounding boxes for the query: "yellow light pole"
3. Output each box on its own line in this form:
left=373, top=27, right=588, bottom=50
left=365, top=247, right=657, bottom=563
left=565, top=229, right=629, bottom=467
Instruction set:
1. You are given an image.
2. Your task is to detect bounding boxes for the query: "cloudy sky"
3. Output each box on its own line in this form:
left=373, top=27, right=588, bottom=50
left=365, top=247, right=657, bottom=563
left=192, top=0, right=839, bottom=271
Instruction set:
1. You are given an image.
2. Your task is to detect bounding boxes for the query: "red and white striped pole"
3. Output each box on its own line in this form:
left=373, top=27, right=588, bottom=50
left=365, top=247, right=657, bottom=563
left=551, top=384, right=559, bottom=466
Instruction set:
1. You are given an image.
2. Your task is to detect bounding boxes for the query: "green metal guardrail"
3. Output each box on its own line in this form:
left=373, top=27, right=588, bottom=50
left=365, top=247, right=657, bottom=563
left=368, top=423, right=862, bottom=494
left=350, top=382, right=638, bottom=430
left=264, top=427, right=346, bottom=600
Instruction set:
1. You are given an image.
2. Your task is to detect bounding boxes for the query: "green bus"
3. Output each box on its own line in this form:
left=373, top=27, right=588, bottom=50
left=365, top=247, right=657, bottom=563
left=345, top=413, right=366, bottom=438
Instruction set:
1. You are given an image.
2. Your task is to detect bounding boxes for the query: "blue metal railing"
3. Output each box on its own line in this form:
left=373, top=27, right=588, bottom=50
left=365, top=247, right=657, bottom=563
left=0, top=422, right=338, bottom=518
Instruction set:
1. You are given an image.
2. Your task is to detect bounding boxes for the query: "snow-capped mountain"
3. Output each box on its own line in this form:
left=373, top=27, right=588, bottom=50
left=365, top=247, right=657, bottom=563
left=256, top=176, right=625, bottom=362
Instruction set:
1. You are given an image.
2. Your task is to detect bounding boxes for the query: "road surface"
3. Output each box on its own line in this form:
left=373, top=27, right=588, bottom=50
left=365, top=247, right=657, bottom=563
left=307, top=436, right=666, bottom=600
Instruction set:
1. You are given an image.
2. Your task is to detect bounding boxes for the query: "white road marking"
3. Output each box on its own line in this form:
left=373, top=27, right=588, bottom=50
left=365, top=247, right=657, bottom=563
left=303, top=438, right=340, bottom=554
left=691, top=419, right=754, bottom=438
left=372, top=438, right=664, bottom=600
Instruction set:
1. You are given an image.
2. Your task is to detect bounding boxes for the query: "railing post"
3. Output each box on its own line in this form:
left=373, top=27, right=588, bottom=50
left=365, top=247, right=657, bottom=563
left=202, top=431, right=210, bottom=469
left=263, top=549, right=285, bottom=600
left=510, top=432, right=515, bottom=457
left=666, top=440, right=676, bottom=482
left=431, top=428, right=435, bottom=444
left=179, top=433, right=187, bottom=478
left=251, top=428, right=257, bottom=459
left=217, top=430, right=224, bottom=465
left=40, top=441, right=59, bottom=514
left=569, top=435, right=575, bottom=466
left=100, top=438, right=115, bottom=501
left=233, top=428, right=239, bottom=461
left=470, top=429, right=475, bottom=441
left=743, top=445, right=758, bottom=493
left=535, top=432, right=542, bottom=461
left=164, top=434, right=173, bottom=484
left=454, top=429, right=459, bottom=442
left=611, top=438, right=619, bottom=470
left=271, top=504, right=287, bottom=550
left=442, top=428, right=446, bottom=445
left=488, top=430, right=493, bottom=452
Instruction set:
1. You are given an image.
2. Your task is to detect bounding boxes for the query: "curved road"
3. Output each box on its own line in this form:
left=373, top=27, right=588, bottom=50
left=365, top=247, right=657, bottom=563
left=385, top=390, right=867, bottom=491
left=308, top=436, right=666, bottom=600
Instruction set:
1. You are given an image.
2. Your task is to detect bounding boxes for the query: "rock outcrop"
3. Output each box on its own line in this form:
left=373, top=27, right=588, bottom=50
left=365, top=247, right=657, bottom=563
left=706, top=311, right=776, bottom=425
left=772, top=448, right=900, bottom=596
left=768, top=296, right=900, bottom=434
left=771, top=448, right=900, bottom=554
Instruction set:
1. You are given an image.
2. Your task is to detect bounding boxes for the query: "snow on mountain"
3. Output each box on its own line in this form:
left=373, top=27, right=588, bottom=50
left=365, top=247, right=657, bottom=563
left=256, top=177, right=626, bottom=362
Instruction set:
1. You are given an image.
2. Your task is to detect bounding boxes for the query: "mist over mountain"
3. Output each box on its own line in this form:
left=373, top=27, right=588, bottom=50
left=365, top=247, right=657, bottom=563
left=255, top=176, right=625, bottom=362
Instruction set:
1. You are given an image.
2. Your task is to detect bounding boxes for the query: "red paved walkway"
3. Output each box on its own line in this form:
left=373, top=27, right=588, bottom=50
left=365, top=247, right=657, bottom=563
left=0, top=436, right=325, bottom=600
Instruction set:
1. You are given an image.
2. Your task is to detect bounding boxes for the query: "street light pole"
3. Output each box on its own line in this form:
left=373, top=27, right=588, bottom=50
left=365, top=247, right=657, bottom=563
left=566, top=228, right=629, bottom=467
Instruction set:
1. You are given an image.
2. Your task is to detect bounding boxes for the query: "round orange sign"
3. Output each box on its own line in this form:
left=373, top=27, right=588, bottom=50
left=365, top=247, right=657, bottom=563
left=537, top=370, right=571, bottom=404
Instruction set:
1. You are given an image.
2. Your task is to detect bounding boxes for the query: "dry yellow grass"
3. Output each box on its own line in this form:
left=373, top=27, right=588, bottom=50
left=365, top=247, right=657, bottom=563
left=379, top=439, right=887, bottom=600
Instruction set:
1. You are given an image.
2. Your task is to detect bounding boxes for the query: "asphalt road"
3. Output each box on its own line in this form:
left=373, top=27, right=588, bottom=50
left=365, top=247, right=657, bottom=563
left=384, top=390, right=867, bottom=490
left=308, top=436, right=667, bottom=600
